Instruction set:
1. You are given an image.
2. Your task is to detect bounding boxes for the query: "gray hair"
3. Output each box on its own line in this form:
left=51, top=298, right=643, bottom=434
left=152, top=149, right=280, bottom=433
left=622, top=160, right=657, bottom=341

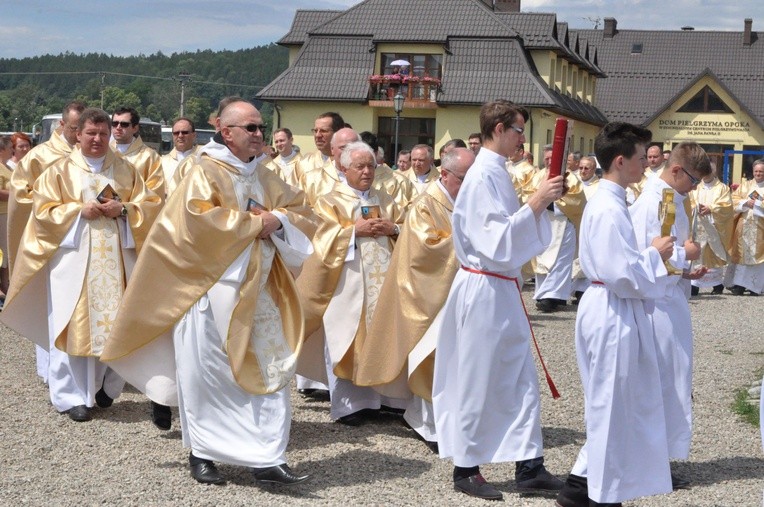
left=340, top=141, right=377, bottom=169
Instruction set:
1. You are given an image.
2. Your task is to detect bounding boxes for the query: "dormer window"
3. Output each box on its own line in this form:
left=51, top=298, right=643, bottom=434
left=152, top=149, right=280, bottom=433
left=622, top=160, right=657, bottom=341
left=631, top=43, right=643, bottom=54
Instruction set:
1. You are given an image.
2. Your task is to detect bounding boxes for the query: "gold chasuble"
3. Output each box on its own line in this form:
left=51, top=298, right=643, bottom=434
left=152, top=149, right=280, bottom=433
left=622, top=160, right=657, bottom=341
left=8, top=129, right=73, bottom=272
left=2, top=147, right=161, bottom=353
left=110, top=136, right=165, bottom=201
left=296, top=185, right=403, bottom=380
left=730, top=179, right=764, bottom=265
left=267, top=151, right=304, bottom=189
left=101, top=156, right=314, bottom=395
left=355, top=181, right=457, bottom=401
left=374, top=163, right=417, bottom=211
left=689, top=177, right=734, bottom=268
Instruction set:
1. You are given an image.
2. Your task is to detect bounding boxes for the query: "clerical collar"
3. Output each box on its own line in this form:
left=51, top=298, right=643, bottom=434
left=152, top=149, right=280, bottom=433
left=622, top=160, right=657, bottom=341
left=757, top=180, right=764, bottom=188
left=702, top=179, right=715, bottom=189
left=115, top=139, right=133, bottom=153
left=177, top=148, right=194, bottom=162
left=350, top=186, right=371, bottom=200
left=83, top=154, right=107, bottom=173
left=582, top=177, right=596, bottom=185
left=416, top=170, right=429, bottom=183
left=199, top=140, right=258, bottom=176
left=280, top=150, right=297, bottom=164
left=436, top=178, right=455, bottom=206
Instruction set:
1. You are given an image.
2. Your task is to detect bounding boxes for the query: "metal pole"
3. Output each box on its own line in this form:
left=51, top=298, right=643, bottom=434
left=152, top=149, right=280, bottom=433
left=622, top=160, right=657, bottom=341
left=180, top=79, right=185, bottom=117
left=394, top=111, right=400, bottom=164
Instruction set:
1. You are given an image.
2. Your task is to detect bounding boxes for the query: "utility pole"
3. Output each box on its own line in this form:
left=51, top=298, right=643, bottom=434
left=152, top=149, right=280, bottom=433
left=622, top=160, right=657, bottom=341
left=178, top=72, right=191, bottom=117
left=100, top=73, right=106, bottom=109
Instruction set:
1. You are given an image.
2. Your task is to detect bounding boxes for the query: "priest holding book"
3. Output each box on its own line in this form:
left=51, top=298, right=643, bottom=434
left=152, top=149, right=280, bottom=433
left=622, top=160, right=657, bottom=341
left=0, top=108, right=162, bottom=423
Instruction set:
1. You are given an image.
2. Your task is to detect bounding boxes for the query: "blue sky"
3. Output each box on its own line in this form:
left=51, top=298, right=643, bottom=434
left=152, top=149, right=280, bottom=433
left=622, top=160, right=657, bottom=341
left=2, top=0, right=763, bottom=59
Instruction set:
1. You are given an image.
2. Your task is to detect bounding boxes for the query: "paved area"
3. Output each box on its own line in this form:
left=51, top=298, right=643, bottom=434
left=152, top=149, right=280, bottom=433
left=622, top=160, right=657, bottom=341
left=1, top=287, right=762, bottom=506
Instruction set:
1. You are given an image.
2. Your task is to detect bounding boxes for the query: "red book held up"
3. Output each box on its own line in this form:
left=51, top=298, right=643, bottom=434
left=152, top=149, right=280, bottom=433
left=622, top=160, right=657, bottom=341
left=547, top=118, right=570, bottom=179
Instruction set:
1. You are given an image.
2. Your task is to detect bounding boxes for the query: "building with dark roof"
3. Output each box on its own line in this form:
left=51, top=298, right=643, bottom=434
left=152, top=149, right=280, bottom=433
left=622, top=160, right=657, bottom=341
left=259, top=1, right=763, bottom=181
left=575, top=18, right=764, bottom=182
left=258, top=0, right=607, bottom=164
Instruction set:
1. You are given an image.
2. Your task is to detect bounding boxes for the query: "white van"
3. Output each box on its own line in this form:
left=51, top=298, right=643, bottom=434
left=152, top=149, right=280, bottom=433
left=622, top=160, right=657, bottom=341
left=40, top=114, right=163, bottom=153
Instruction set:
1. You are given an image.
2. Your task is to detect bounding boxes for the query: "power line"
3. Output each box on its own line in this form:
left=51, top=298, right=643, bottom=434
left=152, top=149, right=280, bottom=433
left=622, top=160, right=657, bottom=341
left=0, top=70, right=266, bottom=89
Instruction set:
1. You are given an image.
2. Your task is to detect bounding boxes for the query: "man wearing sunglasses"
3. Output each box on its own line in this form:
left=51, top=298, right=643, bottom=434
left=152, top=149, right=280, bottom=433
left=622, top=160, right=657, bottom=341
left=102, top=99, right=314, bottom=487
left=110, top=107, right=165, bottom=201
left=629, top=142, right=712, bottom=491
left=161, top=117, right=198, bottom=196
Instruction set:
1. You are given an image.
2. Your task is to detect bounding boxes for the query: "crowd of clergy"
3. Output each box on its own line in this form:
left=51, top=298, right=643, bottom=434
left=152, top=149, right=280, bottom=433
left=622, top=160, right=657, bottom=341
left=0, top=94, right=760, bottom=506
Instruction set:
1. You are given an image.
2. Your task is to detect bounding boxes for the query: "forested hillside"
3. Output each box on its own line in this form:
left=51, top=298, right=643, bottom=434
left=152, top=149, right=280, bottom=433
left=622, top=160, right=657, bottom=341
left=0, top=44, right=288, bottom=134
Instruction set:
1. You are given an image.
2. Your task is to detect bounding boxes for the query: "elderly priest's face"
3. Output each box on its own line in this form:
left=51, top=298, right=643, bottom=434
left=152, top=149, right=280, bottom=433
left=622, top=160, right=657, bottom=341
left=343, top=149, right=376, bottom=192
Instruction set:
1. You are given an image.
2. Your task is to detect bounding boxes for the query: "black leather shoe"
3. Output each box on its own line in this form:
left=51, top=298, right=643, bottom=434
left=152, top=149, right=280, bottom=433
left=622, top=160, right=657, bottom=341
left=536, top=298, right=557, bottom=313
left=297, top=388, right=317, bottom=396
left=516, top=463, right=564, bottom=492
left=453, top=473, right=503, bottom=501
left=730, top=285, right=745, bottom=295
left=252, top=464, right=311, bottom=485
left=190, top=460, right=225, bottom=485
left=425, top=440, right=439, bottom=454
left=555, top=474, right=589, bottom=507
left=151, top=401, right=172, bottom=430
left=336, top=412, right=364, bottom=426
left=95, top=388, right=113, bottom=408
left=671, top=472, right=691, bottom=490
left=68, top=405, right=91, bottom=422
left=690, top=285, right=699, bottom=296
left=712, top=284, right=724, bottom=294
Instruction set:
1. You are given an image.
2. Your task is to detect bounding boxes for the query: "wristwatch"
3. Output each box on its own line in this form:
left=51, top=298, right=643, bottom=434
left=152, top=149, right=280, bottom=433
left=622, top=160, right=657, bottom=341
left=393, top=224, right=400, bottom=236
left=120, top=205, right=128, bottom=217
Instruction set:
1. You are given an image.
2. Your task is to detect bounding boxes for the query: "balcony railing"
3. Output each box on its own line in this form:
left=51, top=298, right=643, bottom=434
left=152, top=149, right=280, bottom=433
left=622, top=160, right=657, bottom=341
left=368, top=75, right=441, bottom=106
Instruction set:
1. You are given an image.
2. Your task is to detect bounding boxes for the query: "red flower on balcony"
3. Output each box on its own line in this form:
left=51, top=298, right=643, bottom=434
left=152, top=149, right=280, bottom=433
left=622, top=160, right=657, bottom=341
left=369, top=75, right=383, bottom=84
left=402, top=75, right=420, bottom=84
left=422, top=76, right=441, bottom=86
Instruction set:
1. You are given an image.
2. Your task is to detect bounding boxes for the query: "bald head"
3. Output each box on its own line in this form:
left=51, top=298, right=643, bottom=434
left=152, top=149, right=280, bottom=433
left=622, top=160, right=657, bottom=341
left=331, top=127, right=360, bottom=166
left=440, top=147, right=474, bottom=200
left=219, top=101, right=265, bottom=162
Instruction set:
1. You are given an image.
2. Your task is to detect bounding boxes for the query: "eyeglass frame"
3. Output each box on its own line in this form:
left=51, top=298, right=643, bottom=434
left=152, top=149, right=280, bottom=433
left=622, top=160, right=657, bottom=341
left=442, top=168, right=465, bottom=182
left=227, top=124, right=267, bottom=134
left=679, top=165, right=701, bottom=186
left=111, top=121, right=134, bottom=129
left=172, top=130, right=193, bottom=136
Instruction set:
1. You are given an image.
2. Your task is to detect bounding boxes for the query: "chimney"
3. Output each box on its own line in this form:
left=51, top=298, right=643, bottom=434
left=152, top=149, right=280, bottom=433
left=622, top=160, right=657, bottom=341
left=603, top=17, right=617, bottom=38
left=744, top=18, right=753, bottom=45
left=494, top=0, right=520, bottom=12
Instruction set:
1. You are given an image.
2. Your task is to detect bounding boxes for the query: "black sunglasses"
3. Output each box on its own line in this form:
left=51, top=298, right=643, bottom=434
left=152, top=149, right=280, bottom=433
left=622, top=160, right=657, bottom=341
left=227, top=124, right=267, bottom=133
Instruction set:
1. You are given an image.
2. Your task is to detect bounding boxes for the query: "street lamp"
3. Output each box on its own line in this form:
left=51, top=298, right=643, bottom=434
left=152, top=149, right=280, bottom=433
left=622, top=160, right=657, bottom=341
left=393, top=93, right=405, bottom=164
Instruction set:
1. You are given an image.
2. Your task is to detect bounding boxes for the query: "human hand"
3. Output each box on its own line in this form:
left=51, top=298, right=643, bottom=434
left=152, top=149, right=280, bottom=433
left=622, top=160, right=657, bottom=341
left=252, top=208, right=281, bottom=238
left=683, top=239, right=701, bottom=261
left=97, top=199, right=124, bottom=219
left=373, top=219, right=397, bottom=237
left=82, top=201, right=104, bottom=220
left=528, top=175, right=564, bottom=216
left=683, top=266, right=709, bottom=280
left=354, top=217, right=378, bottom=237
left=651, top=235, right=675, bottom=261
left=698, top=204, right=711, bottom=216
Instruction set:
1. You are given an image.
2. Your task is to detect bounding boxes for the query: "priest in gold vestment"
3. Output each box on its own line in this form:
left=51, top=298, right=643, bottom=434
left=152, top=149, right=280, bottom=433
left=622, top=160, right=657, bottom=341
left=8, top=101, right=86, bottom=385
left=0, top=108, right=161, bottom=422
left=267, top=127, right=304, bottom=188
left=688, top=170, right=734, bottom=294
left=355, top=147, right=474, bottom=447
left=401, top=144, right=439, bottom=193
left=161, top=117, right=200, bottom=197
left=296, top=141, right=406, bottom=425
left=101, top=101, right=314, bottom=486
left=110, top=106, right=165, bottom=201
left=728, top=159, right=764, bottom=295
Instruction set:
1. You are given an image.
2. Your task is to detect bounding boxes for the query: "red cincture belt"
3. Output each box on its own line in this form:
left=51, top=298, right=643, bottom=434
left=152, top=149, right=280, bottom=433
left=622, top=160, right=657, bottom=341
left=460, top=266, right=560, bottom=399
left=592, top=281, right=604, bottom=285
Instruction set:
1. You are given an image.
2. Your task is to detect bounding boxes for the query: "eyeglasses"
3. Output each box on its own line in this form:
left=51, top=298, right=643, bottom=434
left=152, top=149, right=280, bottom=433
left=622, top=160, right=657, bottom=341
left=112, top=121, right=133, bottom=128
left=508, top=125, right=524, bottom=135
left=228, top=124, right=267, bottom=133
left=443, top=169, right=465, bottom=182
left=679, top=166, right=701, bottom=186
left=172, top=130, right=193, bottom=136
left=311, top=128, right=332, bottom=135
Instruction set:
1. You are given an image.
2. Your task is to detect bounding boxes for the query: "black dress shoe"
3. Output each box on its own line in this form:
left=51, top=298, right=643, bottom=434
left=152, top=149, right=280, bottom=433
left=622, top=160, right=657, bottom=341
left=712, top=284, right=724, bottom=294
left=515, top=460, right=564, bottom=492
left=425, top=440, right=439, bottom=454
left=151, top=401, right=172, bottom=430
left=68, top=405, right=91, bottom=422
left=671, top=472, right=691, bottom=490
left=297, top=388, right=317, bottom=396
left=189, top=455, right=225, bottom=485
left=730, top=285, right=745, bottom=295
left=95, top=388, right=113, bottom=408
left=690, top=285, right=700, bottom=296
left=252, top=464, right=311, bottom=485
left=453, top=473, right=503, bottom=501
left=536, top=298, right=557, bottom=313
left=336, top=412, right=364, bottom=426
left=555, top=474, right=589, bottom=507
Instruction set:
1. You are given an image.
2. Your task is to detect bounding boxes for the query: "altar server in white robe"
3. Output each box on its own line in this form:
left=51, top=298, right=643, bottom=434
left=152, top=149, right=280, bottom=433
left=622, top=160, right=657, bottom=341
left=629, top=142, right=711, bottom=490
left=432, top=100, right=565, bottom=501
left=556, top=122, right=676, bottom=507
left=0, top=108, right=161, bottom=422
left=101, top=101, right=315, bottom=487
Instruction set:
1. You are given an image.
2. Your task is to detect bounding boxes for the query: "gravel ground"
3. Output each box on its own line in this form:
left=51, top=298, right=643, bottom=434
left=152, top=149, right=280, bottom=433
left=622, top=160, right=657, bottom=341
left=1, top=287, right=762, bottom=506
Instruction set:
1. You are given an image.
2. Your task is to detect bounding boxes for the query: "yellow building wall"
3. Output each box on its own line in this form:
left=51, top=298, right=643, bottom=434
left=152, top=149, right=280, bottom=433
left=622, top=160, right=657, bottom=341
left=272, top=101, right=375, bottom=153
left=646, top=75, right=764, bottom=183
left=528, top=109, right=601, bottom=164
